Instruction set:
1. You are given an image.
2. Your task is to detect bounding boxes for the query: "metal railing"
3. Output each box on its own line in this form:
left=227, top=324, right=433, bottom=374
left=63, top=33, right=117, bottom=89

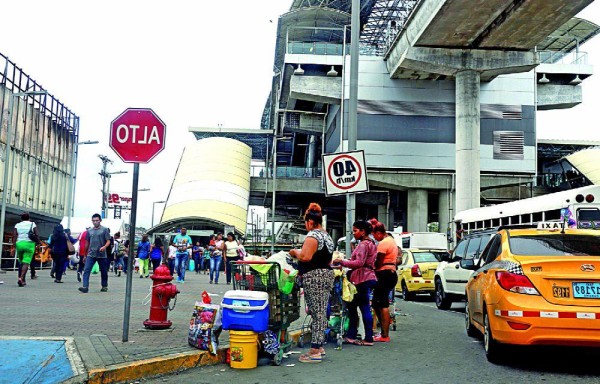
left=251, top=165, right=322, bottom=178
left=287, top=41, right=344, bottom=56
left=535, top=172, right=591, bottom=191
left=1, top=242, right=51, bottom=272
left=539, top=50, right=588, bottom=65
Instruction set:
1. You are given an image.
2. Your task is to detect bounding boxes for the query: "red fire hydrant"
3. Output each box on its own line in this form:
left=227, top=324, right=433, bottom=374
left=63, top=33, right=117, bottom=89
left=143, top=263, right=179, bottom=330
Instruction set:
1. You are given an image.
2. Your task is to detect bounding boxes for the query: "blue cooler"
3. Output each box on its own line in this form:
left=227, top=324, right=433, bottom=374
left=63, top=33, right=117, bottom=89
left=221, top=290, right=269, bottom=332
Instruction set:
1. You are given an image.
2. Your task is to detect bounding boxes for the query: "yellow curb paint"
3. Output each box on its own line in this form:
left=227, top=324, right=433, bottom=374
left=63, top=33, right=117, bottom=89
left=88, top=349, right=226, bottom=384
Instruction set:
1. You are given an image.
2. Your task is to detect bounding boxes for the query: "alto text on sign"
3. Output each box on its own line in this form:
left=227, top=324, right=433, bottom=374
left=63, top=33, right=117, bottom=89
left=323, top=150, right=369, bottom=196
left=110, top=108, right=166, bottom=163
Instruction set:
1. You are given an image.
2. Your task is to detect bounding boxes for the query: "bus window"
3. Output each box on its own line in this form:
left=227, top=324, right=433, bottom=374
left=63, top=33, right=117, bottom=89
left=533, top=212, right=543, bottom=223
left=501, top=217, right=509, bottom=226
left=492, top=218, right=500, bottom=227
left=545, top=209, right=561, bottom=221
left=521, top=214, right=530, bottom=224
left=577, top=208, right=600, bottom=229
left=402, top=238, right=410, bottom=249
left=510, top=215, right=520, bottom=225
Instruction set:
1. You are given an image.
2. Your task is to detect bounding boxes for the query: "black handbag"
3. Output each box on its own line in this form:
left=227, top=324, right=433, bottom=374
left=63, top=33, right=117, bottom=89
left=28, top=223, right=39, bottom=244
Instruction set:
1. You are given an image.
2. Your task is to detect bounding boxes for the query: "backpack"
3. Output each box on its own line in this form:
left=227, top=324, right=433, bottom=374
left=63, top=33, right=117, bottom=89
left=115, top=240, right=125, bottom=257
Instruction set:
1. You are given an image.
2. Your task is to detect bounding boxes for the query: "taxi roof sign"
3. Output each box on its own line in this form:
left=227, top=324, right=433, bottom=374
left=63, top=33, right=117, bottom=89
left=537, top=222, right=566, bottom=230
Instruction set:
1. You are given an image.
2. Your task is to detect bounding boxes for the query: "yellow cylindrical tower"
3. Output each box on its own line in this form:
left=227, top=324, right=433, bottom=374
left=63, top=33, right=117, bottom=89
left=161, top=137, right=251, bottom=234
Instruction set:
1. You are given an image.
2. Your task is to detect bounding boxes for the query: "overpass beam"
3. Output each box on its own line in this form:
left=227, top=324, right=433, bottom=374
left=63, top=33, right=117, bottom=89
left=455, top=70, right=481, bottom=213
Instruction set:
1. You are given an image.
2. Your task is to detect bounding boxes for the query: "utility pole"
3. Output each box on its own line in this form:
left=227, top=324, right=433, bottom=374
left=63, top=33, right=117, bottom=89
left=98, top=155, right=113, bottom=218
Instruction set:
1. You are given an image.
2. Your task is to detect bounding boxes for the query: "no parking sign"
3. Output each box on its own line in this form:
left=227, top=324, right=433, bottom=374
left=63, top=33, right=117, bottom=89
left=322, top=150, right=369, bottom=196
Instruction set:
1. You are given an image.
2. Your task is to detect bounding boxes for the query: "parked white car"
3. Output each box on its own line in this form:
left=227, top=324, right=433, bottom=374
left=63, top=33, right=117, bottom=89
left=433, top=230, right=496, bottom=310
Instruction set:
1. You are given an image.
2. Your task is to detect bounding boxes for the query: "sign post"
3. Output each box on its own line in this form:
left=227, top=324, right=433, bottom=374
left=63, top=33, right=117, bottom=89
left=110, top=108, right=166, bottom=342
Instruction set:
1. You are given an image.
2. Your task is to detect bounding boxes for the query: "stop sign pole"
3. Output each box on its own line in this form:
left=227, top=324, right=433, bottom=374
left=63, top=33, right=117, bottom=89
left=109, top=108, right=166, bottom=342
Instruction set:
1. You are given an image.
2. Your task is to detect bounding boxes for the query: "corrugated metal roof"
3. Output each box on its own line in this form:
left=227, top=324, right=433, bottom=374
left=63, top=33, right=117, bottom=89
left=566, top=147, right=600, bottom=185
left=538, top=17, right=600, bottom=60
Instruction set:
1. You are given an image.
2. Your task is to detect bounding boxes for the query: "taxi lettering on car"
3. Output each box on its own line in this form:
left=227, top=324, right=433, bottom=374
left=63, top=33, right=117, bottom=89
left=462, top=224, right=600, bottom=362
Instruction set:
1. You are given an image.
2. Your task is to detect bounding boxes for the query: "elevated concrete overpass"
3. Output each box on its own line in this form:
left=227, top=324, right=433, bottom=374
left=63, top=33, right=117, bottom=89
left=384, top=0, right=595, bottom=214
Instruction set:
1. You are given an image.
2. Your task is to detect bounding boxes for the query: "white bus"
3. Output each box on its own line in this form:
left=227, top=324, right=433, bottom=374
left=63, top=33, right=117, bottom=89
left=454, top=185, right=600, bottom=236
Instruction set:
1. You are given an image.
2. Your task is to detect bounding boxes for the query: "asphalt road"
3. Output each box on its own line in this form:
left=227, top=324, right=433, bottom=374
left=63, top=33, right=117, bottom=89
left=145, top=295, right=600, bottom=384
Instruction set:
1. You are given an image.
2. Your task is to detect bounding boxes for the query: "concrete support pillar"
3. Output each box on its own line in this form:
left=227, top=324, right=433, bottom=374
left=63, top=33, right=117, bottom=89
left=438, top=190, right=450, bottom=236
left=330, top=228, right=340, bottom=243
left=455, top=70, right=481, bottom=214
left=306, top=135, right=317, bottom=168
left=407, top=189, right=428, bottom=232
left=377, top=204, right=390, bottom=230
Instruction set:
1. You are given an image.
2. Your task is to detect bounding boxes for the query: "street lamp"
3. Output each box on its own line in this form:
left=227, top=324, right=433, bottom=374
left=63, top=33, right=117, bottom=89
left=0, top=90, right=47, bottom=252
left=67, top=140, right=99, bottom=229
left=104, top=170, right=128, bottom=218
left=151, top=200, right=166, bottom=227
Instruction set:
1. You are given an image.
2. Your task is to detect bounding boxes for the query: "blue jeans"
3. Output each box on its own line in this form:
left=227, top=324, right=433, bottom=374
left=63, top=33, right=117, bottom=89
left=210, top=256, right=222, bottom=283
left=167, top=258, right=175, bottom=276
left=346, top=279, right=377, bottom=342
left=176, top=253, right=188, bottom=281
left=193, top=254, right=202, bottom=272
left=225, top=257, right=240, bottom=284
left=114, top=256, right=124, bottom=273
left=82, top=256, right=109, bottom=289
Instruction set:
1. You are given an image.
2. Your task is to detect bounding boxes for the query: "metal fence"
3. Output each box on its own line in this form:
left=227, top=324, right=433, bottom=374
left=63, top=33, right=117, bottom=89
left=250, top=165, right=322, bottom=178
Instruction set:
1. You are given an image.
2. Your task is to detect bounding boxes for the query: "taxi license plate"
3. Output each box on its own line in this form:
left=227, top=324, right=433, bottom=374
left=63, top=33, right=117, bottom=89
left=572, top=282, right=600, bottom=299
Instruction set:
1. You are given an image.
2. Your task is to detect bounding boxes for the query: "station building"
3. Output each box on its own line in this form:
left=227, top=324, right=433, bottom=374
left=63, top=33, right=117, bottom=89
left=0, top=53, right=79, bottom=266
left=185, top=2, right=600, bottom=245
left=252, top=1, right=600, bottom=241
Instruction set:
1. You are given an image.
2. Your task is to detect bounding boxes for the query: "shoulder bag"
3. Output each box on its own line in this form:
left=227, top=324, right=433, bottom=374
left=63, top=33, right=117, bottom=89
left=66, top=237, right=76, bottom=255
left=28, top=223, right=39, bottom=244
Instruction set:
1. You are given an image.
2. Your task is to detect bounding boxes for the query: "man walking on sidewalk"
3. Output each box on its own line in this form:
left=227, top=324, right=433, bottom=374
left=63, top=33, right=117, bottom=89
left=79, top=214, right=111, bottom=293
left=172, top=228, right=192, bottom=283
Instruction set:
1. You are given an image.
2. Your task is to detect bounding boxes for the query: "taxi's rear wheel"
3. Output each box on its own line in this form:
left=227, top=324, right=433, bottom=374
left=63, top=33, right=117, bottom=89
left=435, top=279, right=452, bottom=310
left=464, top=296, right=478, bottom=337
left=483, top=309, right=502, bottom=363
left=402, top=282, right=414, bottom=301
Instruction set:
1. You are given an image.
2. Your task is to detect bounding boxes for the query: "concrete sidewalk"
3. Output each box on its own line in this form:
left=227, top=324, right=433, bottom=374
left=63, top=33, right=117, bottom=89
left=0, top=267, right=277, bottom=383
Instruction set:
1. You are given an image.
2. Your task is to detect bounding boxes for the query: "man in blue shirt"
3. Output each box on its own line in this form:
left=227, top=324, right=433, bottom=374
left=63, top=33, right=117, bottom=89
left=172, top=228, right=192, bottom=283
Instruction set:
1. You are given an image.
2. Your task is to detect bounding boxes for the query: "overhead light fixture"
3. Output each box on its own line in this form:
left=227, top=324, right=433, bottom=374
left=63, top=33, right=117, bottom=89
left=294, top=64, right=305, bottom=75
left=538, top=73, right=549, bottom=84
left=327, top=66, right=338, bottom=77
left=569, top=75, right=582, bottom=85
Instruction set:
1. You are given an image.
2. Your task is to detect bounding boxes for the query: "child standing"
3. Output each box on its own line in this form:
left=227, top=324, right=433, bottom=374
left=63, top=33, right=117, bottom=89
left=137, top=234, right=151, bottom=278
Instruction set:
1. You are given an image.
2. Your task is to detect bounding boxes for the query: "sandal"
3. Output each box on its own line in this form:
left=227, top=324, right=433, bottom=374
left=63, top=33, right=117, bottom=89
left=355, top=340, right=374, bottom=346
left=373, top=335, right=390, bottom=342
left=17, top=279, right=24, bottom=287
left=299, top=353, right=322, bottom=363
left=344, top=337, right=358, bottom=344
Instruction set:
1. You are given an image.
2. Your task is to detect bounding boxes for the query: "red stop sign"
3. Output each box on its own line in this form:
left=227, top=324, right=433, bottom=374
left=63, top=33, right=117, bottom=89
left=110, top=108, right=166, bottom=163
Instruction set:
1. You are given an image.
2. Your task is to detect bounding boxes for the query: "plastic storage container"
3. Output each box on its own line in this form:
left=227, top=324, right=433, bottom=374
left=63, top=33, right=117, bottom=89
left=221, top=290, right=270, bottom=332
left=229, top=331, right=259, bottom=369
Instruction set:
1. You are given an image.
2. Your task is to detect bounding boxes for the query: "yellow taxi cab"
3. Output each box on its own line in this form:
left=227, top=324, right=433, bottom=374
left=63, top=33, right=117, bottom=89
left=462, top=224, right=600, bottom=362
left=396, top=249, right=445, bottom=300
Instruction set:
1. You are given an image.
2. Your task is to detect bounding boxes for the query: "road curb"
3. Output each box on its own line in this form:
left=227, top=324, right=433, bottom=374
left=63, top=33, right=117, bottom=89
left=63, top=330, right=305, bottom=383
left=86, top=348, right=227, bottom=384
